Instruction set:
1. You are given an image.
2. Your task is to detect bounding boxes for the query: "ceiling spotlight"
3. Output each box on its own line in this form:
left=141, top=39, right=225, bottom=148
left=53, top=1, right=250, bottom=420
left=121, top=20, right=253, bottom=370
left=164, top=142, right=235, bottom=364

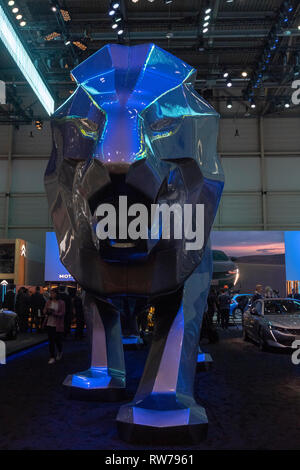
left=12, top=7, right=19, bottom=13
left=298, top=25, right=300, bottom=30
left=112, top=1, right=120, bottom=8
left=205, top=8, right=212, bottom=14
left=285, top=101, right=290, bottom=108
left=108, top=8, right=116, bottom=15
left=250, top=101, right=256, bottom=109
left=226, top=78, right=233, bottom=87
left=112, top=22, right=118, bottom=29
left=223, top=71, right=229, bottom=78
left=117, top=28, right=124, bottom=35
left=8, top=1, right=15, bottom=5
left=226, top=98, right=233, bottom=109
left=131, top=0, right=139, bottom=2
left=203, top=28, right=208, bottom=34
left=51, top=6, right=57, bottom=12
left=241, top=71, right=248, bottom=78
left=204, top=15, right=210, bottom=21
left=203, top=22, right=209, bottom=27
left=20, top=20, right=26, bottom=26
left=65, top=39, right=71, bottom=46
left=16, top=13, right=22, bottom=19
left=164, top=0, right=173, bottom=4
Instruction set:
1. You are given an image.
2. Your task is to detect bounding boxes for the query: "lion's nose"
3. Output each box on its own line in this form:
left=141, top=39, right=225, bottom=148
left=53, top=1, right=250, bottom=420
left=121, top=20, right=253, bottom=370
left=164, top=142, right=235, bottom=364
left=95, top=107, right=145, bottom=164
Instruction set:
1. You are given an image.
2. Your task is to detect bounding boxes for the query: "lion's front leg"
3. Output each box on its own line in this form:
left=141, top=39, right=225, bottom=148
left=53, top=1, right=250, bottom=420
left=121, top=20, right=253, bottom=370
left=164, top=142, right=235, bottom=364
left=116, top=245, right=212, bottom=444
left=63, top=294, right=126, bottom=401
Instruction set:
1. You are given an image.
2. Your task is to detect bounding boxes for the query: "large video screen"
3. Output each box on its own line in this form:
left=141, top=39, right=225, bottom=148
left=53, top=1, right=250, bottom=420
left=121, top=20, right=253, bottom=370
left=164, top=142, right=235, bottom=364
left=44, top=232, right=75, bottom=282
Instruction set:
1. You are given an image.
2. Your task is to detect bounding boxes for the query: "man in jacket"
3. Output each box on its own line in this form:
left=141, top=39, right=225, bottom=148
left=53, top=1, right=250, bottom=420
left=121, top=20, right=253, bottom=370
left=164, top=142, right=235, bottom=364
left=218, top=287, right=231, bottom=330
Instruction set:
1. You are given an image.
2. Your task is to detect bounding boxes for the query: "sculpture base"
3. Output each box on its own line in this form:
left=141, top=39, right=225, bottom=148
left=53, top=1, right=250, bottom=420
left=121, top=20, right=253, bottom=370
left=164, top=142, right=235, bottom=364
left=116, top=402, right=208, bottom=445
left=63, top=367, right=126, bottom=402
left=197, top=352, right=213, bottom=372
left=122, top=335, right=144, bottom=350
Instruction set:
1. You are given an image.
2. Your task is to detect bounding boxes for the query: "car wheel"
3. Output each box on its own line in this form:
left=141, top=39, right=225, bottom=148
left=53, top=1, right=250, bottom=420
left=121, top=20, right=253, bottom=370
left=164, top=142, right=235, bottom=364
left=233, top=308, right=243, bottom=322
left=242, top=328, right=250, bottom=342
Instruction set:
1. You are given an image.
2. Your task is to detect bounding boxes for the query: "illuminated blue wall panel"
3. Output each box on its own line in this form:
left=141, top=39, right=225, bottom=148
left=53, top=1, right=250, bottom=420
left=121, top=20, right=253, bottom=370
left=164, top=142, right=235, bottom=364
left=44, top=232, right=74, bottom=282
left=284, top=231, right=300, bottom=281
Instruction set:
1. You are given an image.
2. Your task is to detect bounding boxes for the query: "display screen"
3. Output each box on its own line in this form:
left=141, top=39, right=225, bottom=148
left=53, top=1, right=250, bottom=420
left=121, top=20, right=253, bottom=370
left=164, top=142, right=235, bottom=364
left=44, top=232, right=75, bottom=282
left=284, top=231, right=300, bottom=282
left=0, top=244, right=15, bottom=273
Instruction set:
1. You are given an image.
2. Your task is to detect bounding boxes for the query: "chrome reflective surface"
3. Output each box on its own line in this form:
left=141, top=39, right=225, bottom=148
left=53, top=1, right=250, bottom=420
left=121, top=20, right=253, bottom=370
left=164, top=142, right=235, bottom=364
left=45, top=44, right=224, bottom=443
left=45, top=43, right=224, bottom=298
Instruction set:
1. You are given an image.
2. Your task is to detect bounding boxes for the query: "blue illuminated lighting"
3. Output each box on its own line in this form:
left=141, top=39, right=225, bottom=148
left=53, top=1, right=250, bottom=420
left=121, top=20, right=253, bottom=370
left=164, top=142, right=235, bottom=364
left=285, top=232, right=300, bottom=281
left=6, top=341, right=48, bottom=362
left=0, top=5, right=54, bottom=115
left=45, top=232, right=75, bottom=282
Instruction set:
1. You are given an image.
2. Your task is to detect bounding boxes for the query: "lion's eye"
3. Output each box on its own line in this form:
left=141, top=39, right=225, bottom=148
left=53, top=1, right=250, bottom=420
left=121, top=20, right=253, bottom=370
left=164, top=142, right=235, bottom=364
left=150, top=117, right=180, bottom=132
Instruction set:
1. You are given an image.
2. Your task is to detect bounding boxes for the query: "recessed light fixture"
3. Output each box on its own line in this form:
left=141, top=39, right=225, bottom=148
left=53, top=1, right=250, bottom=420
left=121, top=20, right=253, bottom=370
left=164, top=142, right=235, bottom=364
left=203, top=27, right=208, bottom=33
left=12, top=7, right=19, bottom=13
left=226, top=98, right=233, bottom=109
left=242, top=71, right=248, bottom=78
left=16, top=14, right=22, bottom=19
left=223, top=71, right=229, bottom=78
left=117, top=28, right=124, bottom=35
left=205, top=8, right=212, bottom=14
left=112, top=22, right=118, bottom=29
left=19, top=20, right=26, bottom=26
left=285, top=101, right=290, bottom=108
left=8, top=1, right=15, bottom=5
left=226, top=78, right=233, bottom=87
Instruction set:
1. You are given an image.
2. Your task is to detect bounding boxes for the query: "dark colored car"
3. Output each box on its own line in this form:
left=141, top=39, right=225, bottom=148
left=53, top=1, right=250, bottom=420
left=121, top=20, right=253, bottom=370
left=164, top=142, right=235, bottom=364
left=0, top=309, right=18, bottom=340
left=243, top=298, right=300, bottom=350
left=212, top=250, right=239, bottom=289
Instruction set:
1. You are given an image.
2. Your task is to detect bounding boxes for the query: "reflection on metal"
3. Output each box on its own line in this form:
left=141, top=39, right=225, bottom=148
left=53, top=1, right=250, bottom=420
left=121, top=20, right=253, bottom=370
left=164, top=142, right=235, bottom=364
left=45, top=43, right=224, bottom=444
left=0, top=340, right=6, bottom=365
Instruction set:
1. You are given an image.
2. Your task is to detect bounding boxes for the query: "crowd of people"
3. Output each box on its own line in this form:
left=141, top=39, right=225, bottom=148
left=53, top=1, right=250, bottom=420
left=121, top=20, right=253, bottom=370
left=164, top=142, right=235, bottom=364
left=2, top=285, right=85, bottom=364
left=201, top=283, right=283, bottom=344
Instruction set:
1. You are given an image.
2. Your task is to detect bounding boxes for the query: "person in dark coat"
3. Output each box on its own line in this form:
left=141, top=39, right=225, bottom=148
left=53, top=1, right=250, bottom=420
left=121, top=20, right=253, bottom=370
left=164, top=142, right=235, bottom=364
left=252, top=284, right=263, bottom=303
left=218, top=287, right=231, bottom=330
left=30, top=286, right=46, bottom=332
left=15, top=287, right=30, bottom=332
left=59, top=286, right=72, bottom=337
left=73, top=291, right=85, bottom=339
left=4, top=287, right=15, bottom=311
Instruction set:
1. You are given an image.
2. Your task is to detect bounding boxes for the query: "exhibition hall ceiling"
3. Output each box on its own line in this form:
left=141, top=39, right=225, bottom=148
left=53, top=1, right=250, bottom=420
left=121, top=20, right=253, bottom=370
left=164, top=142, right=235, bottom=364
left=0, top=0, right=299, bottom=120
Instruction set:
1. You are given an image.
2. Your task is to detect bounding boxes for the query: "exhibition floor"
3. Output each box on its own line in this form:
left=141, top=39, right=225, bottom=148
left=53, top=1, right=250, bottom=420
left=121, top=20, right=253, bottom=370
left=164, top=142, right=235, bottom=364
left=0, top=329, right=300, bottom=450
left=5, top=332, right=47, bottom=357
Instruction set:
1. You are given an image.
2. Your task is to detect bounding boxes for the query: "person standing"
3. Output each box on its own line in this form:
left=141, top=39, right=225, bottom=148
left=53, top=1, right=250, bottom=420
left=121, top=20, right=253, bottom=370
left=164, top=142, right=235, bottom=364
left=265, top=286, right=274, bottom=299
left=30, top=286, right=46, bottom=332
left=59, top=286, right=72, bottom=337
left=252, top=284, right=263, bottom=303
left=218, top=287, right=231, bottom=330
left=15, top=287, right=30, bottom=333
left=4, top=287, right=15, bottom=311
left=73, top=291, right=84, bottom=339
left=43, top=289, right=65, bottom=364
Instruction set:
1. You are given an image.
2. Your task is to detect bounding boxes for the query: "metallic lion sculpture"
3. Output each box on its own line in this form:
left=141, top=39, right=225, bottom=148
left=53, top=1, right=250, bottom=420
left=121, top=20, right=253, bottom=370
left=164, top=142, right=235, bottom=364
left=45, top=43, right=224, bottom=444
